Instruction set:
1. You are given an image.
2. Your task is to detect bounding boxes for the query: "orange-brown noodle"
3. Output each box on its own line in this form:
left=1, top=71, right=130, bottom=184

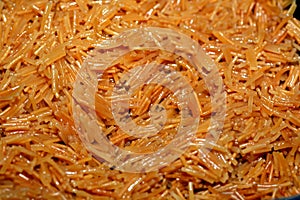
left=0, top=0, right=300, bottom=199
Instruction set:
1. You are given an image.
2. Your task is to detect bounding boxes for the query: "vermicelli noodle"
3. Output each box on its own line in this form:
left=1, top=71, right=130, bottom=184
left=0, top=0, right=300, bottom=199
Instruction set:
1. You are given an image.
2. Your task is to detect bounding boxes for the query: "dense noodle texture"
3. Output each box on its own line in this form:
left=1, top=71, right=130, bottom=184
left=0, top=0, right=300, bottom=199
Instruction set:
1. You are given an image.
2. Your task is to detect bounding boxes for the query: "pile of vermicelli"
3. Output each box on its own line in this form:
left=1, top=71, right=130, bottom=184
left=0, top=0, right=300, bottom=199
